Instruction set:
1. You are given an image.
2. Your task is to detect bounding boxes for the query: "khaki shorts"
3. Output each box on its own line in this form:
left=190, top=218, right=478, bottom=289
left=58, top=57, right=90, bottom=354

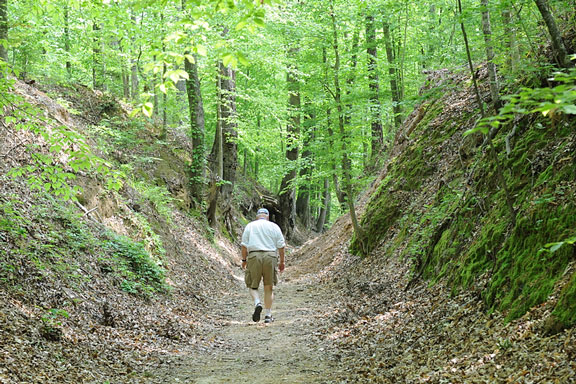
left=244, top=251, right=278, bottom=289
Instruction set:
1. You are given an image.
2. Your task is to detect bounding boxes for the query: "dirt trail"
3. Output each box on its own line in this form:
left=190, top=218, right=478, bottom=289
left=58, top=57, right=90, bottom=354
left=151, top=270, right=336, bottom=384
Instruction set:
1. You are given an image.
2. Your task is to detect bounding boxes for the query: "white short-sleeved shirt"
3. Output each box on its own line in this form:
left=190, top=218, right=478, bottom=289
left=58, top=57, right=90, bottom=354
left=241, top=218, right=285, bottom=253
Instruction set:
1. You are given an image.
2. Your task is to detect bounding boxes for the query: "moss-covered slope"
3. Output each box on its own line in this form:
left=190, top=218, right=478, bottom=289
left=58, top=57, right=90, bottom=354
left=351, top=68, right=576, bottom=331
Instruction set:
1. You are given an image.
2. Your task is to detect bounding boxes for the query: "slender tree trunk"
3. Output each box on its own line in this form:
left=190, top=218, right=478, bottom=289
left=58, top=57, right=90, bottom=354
left=383, top=22, right=402, bottom=129
left=119, top=42, right=129, bottom=98
left=64, top=3, right=71, bottom=76
left=480, top=0, right=500, bottom=108
left=279, top=48, right=300, bottom=238
left=218, top=60, right=238, bottom=200
left=330, top=1, right=365, bottom=254
left=130, top=59, right=139, bottom=99
left=427, top=5, right=436, bottom=64
left=184, top=54, right=206, bottom=208
left=366, top=14, right=383, bottom=161
left=315, top=178, right=330, bottom=232
left=130, top=13, right=139, bottom=99
left=207, top=83, right=223, bottom=227
left=534, top=0, right=570, bottom=68
left=458, top=0, right=485, bottom=116
left=323, top=46, right=346, bottom=209
left=501, top=4, right=519, bottom=72
left=255, top=115, right=261, bottom=179
left=344, top=26, right=360, bottom=126
left=0, top=0, right=8, bottom=68
left=296, top=112, right=313, bottom=229
left=92, top=23, right=103, bottom=90
left=159, top=56, right=167, bottom=135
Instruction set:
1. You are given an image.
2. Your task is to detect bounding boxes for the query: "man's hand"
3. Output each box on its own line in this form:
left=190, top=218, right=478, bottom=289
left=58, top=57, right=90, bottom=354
left=242, top=260, right=247, bottom=270
left=279, top=261, right=285, bottom=272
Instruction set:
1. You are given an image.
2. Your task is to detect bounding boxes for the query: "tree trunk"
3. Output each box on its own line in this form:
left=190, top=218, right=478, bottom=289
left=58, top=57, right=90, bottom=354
left=315, top=178, right=330, bottom=233
left=255, top=115, right=261, bottom=179
left=458, top=0, right=485, bottom=117
left=344, top=26, right=360, bottom=126
left=119, top=41, right=130, bottom=99
left=534, top=0, right=570, bottom=68
left=0, top=0, right=7, bottom=68
left=92, top=23, right=103, bottom=90
left=278, top=48, right=300, bottom=239
left=426, top=5, right=436, bottom=65
left=129, top=13, right=139, bottom=99
left=330, top=1, right=365, bottom=254
left=64, top=3, right=71, bottom=76
left=323, top=46, right=346, bottom=209
left=184, top=54, right=206, bottom=208
left=501, top=5, right=519, bottom=72
left=218, top=60, right=238, bottom=200
left=383, top=22, right=402, bottom=129
left=366, top=14, right=383, bottom=161
left=207, top=99, right=223, bottom=227
left=207, top=60, right=225, bottom=226
left=296, top=112, right=313, bottom=229
left=480, top=0, right=500, bottom=108
left=157, top=13, right=167, bottom=136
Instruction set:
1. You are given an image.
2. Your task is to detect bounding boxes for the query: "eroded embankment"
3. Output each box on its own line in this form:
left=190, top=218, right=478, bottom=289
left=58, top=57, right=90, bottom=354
left=287, top=68, right=576, bottom=383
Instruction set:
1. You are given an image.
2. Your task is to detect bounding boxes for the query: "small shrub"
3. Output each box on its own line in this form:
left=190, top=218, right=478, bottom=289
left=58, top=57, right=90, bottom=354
left=104, top=234, right=167, bottom=296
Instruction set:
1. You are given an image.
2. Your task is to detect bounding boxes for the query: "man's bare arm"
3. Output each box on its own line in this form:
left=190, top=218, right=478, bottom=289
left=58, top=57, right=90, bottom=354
left=241, top=245, right=248, bottom=269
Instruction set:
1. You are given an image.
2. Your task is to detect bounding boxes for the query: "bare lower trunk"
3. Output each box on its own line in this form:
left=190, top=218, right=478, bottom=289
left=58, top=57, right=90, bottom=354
left=92, top=23, right=103, bottom=90
left=315, top=178, right=330, bottom=233
left=480, top=0, right=500, bottom=108
left=64, top=4, right=71, bottom=75
left=322, top=46, right=346, bottom=209
left=534, top=0, right=570, bottom=68
left=279, top=48, right=300, bottom=238
left=383, top=22, right=402, bottom=128
left=218, top=61, right=238, bottom=200
left=0, top=0, right=7, bottom=69
left=184, top=54, right=206, bottom=207
left=501, top=7, right=519, bottom=71
left=296, top=113, right=313, bottom=229
left=366, top=14, right=383, bottom=160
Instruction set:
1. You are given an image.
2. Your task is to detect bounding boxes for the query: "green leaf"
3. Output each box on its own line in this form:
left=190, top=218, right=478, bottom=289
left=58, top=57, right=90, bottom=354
left=222, top=53, right=237, bottom=68
left=235, top=20, right=247, bottom=30
left=544, top=242, right=564, bottom=253
left=196, top=45, right=207, bottom=56
left=142, top=103, right=154, bottom=118
left=237, top=51, right=249, bottom=66
left=561, top=104, right=576, bottom=114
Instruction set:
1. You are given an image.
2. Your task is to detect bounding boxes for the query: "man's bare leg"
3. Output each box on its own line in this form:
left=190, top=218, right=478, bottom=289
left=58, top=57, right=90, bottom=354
left=264, top=285, right=274, bottom=322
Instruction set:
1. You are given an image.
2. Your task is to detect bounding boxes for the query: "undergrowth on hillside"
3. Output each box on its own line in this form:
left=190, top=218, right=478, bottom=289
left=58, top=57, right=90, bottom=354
left=351, top=69, right=576, bottom=331
left=0, top=187, right=168, bottom=297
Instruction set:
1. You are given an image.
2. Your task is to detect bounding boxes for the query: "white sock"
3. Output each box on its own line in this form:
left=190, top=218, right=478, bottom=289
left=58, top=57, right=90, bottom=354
left=249, top=289, right=261, bottom=305
left=265, top=308, right=272, bottom=317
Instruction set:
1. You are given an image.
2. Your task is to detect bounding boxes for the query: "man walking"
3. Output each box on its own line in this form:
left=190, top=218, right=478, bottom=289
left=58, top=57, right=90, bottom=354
left=241, top=208, right=285, bottom=323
